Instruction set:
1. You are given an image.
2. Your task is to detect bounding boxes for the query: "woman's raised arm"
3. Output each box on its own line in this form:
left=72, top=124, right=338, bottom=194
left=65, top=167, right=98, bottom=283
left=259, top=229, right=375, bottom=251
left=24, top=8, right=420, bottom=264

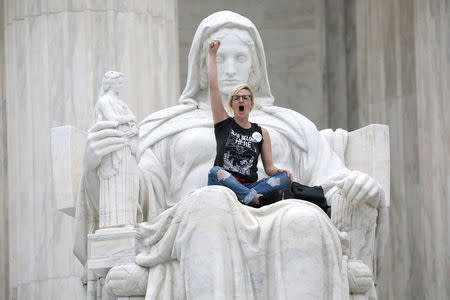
left=208, top=40, right=229, bottom=124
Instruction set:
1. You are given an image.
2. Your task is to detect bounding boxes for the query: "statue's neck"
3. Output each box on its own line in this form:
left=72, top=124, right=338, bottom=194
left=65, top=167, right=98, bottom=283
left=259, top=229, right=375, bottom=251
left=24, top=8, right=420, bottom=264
left=104, top=89, right=119, bottom=99
left=196, top=89, right=231, bottom=113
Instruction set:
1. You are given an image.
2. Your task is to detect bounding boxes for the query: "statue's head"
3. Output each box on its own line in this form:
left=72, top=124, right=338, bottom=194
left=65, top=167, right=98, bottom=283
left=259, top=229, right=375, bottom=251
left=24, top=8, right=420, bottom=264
left=101, top=71, right=124, bottom=95
left=179, top=11, right=273, bottom=107
left=199, top=27, right=261, bottom=97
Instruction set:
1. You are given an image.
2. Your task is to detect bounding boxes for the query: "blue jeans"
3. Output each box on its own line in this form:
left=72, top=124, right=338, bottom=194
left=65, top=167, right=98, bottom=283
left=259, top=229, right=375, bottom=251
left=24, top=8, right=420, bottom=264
left=207, top=166, right=291, bottom=205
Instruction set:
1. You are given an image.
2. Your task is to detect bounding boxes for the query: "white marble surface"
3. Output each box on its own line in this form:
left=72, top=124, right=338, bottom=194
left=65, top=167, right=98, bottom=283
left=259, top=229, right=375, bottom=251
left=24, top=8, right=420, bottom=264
left=0, top=1, right=8, bottom=299
left=95, top=72, right=140, bottom=228
left=51, top=126, right=86, bottom=216
left=88, top=227, right=140, bottom=277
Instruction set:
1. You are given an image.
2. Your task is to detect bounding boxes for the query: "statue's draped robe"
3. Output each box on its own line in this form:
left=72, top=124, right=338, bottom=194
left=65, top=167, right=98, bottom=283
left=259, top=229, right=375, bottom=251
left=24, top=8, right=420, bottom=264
left=124, top=103, right=351, bottom=299
left=74, top=103, right=353, bottom=299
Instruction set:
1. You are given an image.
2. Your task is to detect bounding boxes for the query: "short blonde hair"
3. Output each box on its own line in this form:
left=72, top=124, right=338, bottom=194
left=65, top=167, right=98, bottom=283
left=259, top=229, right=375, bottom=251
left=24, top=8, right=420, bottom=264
left=228, top=84, right=254, bottom=107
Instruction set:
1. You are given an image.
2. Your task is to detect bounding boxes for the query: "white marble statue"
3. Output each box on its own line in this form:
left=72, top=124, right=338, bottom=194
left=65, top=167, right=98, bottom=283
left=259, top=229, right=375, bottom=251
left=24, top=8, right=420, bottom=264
left=94, top=71, right=140, bottom=228
left=75, top=11, right=385, bottom=300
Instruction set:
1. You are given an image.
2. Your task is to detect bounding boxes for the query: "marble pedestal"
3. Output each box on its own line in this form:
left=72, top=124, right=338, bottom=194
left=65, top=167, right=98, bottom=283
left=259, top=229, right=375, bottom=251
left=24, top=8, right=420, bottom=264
left=88, top=226, right=140, bottom=278
left=87, top=226, right=140, bottom=299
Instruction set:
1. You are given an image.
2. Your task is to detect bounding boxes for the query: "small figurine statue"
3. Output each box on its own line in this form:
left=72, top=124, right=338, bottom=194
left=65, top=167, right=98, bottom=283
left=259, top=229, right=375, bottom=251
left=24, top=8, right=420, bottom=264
left=95, top=71, right=139, bottom=228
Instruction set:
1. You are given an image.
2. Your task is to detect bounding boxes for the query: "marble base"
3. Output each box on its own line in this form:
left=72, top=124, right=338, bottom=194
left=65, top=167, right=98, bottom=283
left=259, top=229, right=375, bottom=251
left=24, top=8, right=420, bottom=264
left=88, top=226, right=139, bottom=278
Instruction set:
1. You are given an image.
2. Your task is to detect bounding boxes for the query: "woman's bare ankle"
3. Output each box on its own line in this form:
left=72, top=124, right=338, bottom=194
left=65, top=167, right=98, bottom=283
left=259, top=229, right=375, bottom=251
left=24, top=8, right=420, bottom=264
left=252, top=194, right=263, bottom=204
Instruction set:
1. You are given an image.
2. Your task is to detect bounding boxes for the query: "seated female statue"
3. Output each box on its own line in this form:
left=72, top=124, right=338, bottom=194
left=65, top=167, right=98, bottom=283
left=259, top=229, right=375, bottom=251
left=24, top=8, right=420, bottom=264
left=75, top=10, right=381, bottom=300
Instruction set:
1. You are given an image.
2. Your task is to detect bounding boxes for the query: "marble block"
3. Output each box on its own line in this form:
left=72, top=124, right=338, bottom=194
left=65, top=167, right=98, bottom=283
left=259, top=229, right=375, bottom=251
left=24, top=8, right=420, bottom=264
left=345, top=124, right=390, bottom=206
left=51, top=126, right=86, bottom=216
left=88, top=226, right=140, bottom=278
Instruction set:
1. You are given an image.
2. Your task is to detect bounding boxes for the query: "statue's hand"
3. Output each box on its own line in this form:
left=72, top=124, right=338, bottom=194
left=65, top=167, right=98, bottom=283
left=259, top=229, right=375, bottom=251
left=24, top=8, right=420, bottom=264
left=117, top=114, right=137, bottom=125
left=83, top=120, right=126, bottom=172
left=337, top=170, right=381, bottom=207
left=209, top=40, right=221, bottom=56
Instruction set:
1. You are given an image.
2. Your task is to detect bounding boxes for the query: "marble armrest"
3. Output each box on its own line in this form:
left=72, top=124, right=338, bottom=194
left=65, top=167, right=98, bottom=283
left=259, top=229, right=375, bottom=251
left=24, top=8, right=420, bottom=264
left=344, top=124, right=390, bottom=208
left=321, top=124, right=390, bottom=280
left=50, top=126, right=86, bottom=216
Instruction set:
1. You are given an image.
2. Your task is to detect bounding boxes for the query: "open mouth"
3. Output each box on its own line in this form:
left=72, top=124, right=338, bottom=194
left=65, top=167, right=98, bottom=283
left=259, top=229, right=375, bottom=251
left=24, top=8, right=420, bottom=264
left=239, top=105, right=245, bottom=112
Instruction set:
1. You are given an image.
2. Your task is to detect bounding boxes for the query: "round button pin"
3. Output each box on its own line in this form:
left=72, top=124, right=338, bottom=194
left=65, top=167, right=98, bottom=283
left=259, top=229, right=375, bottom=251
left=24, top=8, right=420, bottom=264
left=252, top=132, right=262, bottom=142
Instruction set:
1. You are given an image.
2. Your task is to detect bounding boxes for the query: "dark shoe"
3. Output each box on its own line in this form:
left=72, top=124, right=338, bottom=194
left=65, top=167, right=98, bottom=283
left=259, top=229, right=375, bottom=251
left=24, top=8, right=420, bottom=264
left=259, top=190, right=283, bottom=207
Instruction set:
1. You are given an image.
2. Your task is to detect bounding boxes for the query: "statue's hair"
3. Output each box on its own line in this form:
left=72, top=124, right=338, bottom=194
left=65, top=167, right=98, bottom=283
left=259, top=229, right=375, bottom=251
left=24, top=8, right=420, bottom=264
left=100, top=71, right=124, bottom=95
left=198, top=27, right=262, bottom=92
left=228, top=84, right=254, bottom=108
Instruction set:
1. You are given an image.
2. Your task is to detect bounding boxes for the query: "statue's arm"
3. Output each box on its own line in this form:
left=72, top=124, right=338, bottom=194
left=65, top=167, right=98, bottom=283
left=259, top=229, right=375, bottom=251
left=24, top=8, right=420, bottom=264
left=298, top=121, right=381, bottom=209
left=261, top=105, right=382, bottom=208
left=305, top=124, right=385, bottom=285
left=95, top=97, right=136, bottom=124
left=282, top=110, right=384, bottom=293
left=74, top=119, right=166, bottom=265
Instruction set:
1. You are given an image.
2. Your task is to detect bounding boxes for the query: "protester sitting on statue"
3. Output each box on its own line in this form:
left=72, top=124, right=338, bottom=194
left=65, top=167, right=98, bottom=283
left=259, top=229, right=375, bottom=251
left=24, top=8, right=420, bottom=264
left=206, top=39, right=293, bottom=207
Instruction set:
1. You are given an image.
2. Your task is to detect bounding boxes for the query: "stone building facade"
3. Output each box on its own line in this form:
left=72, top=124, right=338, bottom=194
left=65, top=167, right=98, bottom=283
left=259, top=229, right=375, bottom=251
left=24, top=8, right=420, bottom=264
left=1, top=0, right=449, bottom=299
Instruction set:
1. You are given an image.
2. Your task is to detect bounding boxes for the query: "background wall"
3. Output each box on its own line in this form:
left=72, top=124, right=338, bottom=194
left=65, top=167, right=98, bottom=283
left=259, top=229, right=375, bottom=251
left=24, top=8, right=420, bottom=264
left=1, top=0, right=9, bottom=299
left=342, top=1, right=449, bottom=298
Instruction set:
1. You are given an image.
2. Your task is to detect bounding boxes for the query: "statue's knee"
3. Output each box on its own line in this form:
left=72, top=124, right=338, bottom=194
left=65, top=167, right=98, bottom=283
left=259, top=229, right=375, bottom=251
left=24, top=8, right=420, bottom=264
left=281, top=205, right=321, bottom=234
left=104, top=264, right=148, bottom=297
left=195, top=187, right=234, bottom=210
left=181, top=186, right=235, bottom=228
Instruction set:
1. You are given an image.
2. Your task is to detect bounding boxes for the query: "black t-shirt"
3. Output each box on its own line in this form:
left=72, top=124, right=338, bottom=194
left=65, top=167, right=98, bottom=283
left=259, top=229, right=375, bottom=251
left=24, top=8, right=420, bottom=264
left=213, top=117, right=263, bottom=182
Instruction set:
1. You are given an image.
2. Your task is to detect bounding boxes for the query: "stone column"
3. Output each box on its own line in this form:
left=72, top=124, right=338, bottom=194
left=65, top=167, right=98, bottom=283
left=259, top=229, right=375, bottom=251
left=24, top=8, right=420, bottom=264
left=4, top=0, right=179, bottom=298
left=411, top=1, right=449, bottom=298
left=324, top=0, right=348, bottom=130
left=1, top=1, right=9, bottom=299
left=329, top=1, right=450, bottom=299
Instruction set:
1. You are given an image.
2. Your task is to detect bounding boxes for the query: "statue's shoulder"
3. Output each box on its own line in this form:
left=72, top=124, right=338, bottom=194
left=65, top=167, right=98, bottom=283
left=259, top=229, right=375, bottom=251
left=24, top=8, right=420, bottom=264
left=259, top=105, right=318, bottom=132
left=95, top=94, right=114, bottom=109
left=138, top=104, right=199, bottom=153
left=139, top=104, right=196, bottom=131
left=140, top=104, right=195, bottom=124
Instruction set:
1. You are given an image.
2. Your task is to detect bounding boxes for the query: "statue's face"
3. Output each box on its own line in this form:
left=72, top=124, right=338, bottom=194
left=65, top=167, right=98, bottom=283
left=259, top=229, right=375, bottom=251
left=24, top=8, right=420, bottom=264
left=110, top=76, right=124, bottom=93
left=215, top=34, right=252, bottom=96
